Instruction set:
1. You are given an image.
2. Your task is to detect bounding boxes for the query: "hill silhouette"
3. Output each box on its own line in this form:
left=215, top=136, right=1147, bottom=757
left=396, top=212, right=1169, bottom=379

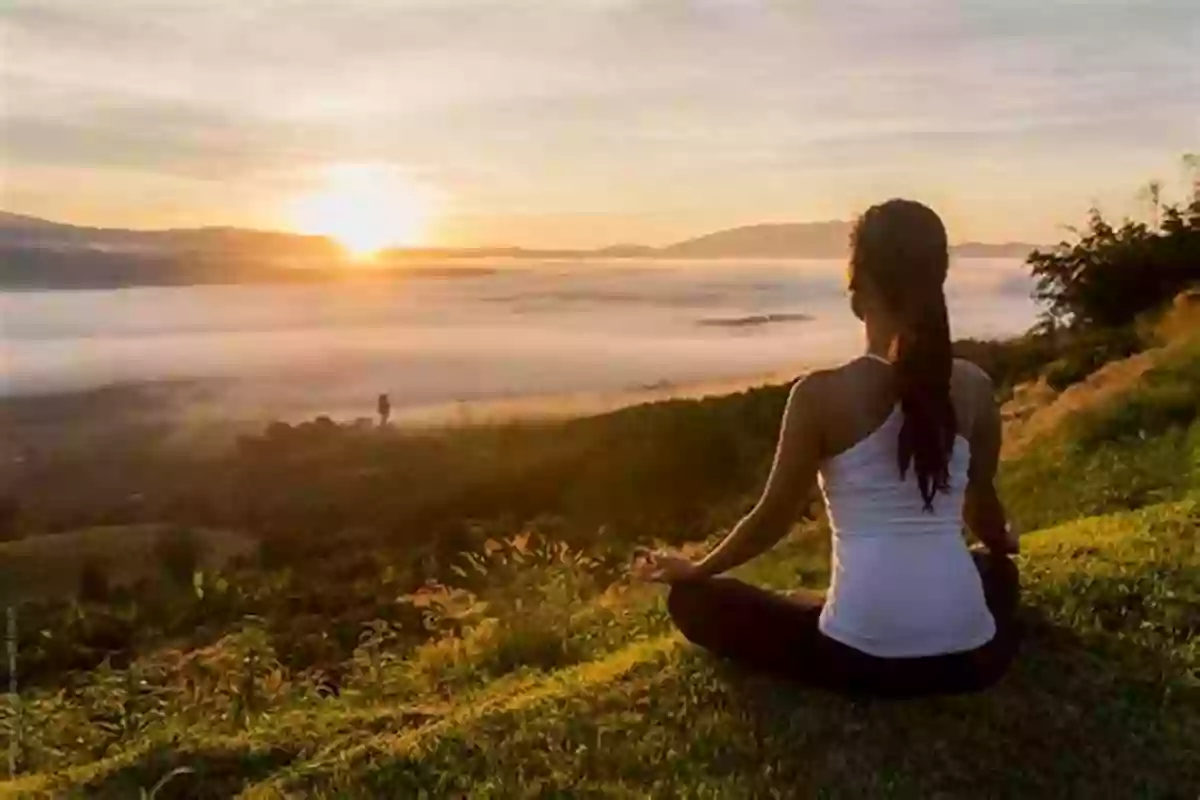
left=0, top=211, right=340, bottom=258
left=0, top=211, right=1040, bottom=290
left=659, top=220, right=852, bottom=258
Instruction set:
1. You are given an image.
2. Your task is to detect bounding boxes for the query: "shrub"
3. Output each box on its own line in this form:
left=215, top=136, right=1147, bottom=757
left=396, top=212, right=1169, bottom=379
left=954, top=335, right=1061, bottom=391
left=1042, top=326, right=1145, bottom=391
left=1028, top=199, right=1200, bottom=329
left=955, top=324, right=1147, bottom=395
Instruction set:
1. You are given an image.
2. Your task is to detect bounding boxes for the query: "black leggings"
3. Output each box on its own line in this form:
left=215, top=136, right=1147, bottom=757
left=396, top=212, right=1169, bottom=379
left=667, top=552, right=1020, bottom=697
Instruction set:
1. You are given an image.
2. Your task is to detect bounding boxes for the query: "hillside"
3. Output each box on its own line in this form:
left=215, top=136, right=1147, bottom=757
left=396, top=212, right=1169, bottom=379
left=3, top=327, right=1197, bottom=797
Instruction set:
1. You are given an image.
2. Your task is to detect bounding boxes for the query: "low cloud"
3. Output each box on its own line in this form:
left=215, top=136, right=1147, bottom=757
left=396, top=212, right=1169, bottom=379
left=0, top=259, right=1040, bottom=421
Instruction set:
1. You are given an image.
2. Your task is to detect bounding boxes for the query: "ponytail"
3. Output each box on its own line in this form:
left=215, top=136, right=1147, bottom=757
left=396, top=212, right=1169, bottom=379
left=892, top=285, right=956, bottom=511
left=851, top=199, right=956, bottom=511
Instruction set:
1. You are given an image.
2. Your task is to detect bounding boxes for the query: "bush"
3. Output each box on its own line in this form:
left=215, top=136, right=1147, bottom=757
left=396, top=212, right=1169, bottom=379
left=955, top=324, right=1147, bottom=395
left=1028, top=199, right=1200, bottom=329
left=953, top=335, right=1059, bottom=388
left=1042, top=326, right=1145, bottom=391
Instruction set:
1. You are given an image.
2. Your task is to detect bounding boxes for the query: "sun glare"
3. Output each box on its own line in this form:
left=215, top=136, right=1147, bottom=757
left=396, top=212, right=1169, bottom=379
left=292, top=164, right=438, bottom=258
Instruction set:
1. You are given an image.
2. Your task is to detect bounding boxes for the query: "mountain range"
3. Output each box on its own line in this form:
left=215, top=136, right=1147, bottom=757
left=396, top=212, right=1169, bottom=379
left=0, top=211, right=1042, bottom=290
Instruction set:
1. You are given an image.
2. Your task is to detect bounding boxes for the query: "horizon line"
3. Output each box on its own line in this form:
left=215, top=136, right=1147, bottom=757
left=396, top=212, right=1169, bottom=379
left=0, top=208, right=1047, bottom=252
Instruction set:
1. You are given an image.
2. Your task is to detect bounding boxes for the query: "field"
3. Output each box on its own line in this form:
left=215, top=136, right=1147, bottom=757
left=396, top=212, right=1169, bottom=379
left=2, top=317, right=1198, bottom=797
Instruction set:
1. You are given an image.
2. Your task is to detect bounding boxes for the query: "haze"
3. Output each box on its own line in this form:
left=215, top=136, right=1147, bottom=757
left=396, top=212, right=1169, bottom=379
left=0, top=258, right=1039, bottom=421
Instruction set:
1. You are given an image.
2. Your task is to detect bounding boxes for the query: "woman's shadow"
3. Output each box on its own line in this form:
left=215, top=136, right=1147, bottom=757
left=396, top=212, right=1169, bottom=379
left=698, top=604, right=1198, bottom=794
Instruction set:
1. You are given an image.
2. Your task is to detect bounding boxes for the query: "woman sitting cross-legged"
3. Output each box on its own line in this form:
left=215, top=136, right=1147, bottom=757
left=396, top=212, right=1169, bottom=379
left=633, top=199, right=1020, bottom=697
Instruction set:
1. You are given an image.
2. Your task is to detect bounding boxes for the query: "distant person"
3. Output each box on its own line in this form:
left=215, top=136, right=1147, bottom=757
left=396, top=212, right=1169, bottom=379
left=634, top=199, right=1020, bottom=696
left=377, top=393, right=391, bottom=427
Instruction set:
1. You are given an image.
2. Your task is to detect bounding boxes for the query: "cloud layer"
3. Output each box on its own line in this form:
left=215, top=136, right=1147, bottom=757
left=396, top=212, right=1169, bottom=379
left=0, top=257, right=1040, bottom=420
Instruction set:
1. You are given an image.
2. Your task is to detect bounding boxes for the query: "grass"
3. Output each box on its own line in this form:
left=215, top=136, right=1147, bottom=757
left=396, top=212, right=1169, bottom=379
left=4, top=333, right=1200, bottom=797
left=1000, top=336, right=1200, bottom=532
left=258, top=504, right=1200, bottom=798
left=6, top=498, right=1196, bottom=798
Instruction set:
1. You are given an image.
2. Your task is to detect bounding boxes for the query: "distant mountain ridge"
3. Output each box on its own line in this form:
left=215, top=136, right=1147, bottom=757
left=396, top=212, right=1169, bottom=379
left=656, top=221, right=1037, bottom=259
left=0, top=211, right=340, bottom=257
left=0, top=211, right=1042, bottom=290
left=661, top=221, right=851, bottom=258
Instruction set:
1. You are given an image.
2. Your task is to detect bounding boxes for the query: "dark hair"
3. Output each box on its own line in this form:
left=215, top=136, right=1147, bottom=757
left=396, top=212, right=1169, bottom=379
left=850, top=199, right=955, bottom=510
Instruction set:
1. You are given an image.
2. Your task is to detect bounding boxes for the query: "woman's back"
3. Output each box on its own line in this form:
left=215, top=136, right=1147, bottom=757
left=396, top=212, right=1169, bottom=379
left=649, top=199, right=1020, bottom=696
left=816, top=356, right=996, bottom=657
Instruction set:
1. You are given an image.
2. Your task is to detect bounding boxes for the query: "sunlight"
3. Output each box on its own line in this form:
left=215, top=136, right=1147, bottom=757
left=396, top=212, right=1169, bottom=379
left=292, top=164, right=438, bottom=258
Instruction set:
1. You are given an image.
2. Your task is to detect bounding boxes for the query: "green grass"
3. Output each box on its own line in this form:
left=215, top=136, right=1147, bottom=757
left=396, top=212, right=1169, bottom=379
left=6, top=499, right=1196, bottom=798
left=296, top=511, right=1200, bottom=799
left=1000, top=337, right=1200, bottom=532
left=4, top=336, right=1200, bottom=798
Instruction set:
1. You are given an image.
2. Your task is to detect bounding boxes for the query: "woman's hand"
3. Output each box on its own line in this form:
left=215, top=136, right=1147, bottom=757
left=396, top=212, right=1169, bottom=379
left=630, top=550, right=704, bottom=583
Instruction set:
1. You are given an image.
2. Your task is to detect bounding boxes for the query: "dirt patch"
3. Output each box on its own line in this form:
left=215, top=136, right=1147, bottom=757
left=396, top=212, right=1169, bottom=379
left=1002, top=291, right=1200, bottom=458
left=1157, top=289, right=1200, bottom=342
left=1002, top=348, right=1166, bottom=458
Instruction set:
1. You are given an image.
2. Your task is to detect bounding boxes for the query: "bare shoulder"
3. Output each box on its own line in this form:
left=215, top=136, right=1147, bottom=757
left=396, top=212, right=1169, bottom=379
left=782, top=369, right=839, bottom=456
left=952, top=358, right=997, bottom=433
left=953, top=356, right=992, bottom=383
left=952, top=357, right=995, bottom=396
left=788, top=367, right=838, bottom=403
left=783, top=368, right=838, bottom=423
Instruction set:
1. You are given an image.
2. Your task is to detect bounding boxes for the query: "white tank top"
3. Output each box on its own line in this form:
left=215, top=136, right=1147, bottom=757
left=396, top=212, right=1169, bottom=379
left=816, top=380, right=996, bottom=657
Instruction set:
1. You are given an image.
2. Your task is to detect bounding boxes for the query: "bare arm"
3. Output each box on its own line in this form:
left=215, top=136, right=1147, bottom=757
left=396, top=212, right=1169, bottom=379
left=962, top=367, right=1018, bottom=554
left=692, top=375, right=823, bottom=578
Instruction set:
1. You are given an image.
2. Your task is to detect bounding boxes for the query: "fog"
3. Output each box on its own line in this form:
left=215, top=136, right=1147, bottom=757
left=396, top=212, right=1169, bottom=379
left=0, top=258, right=1039, bottom=423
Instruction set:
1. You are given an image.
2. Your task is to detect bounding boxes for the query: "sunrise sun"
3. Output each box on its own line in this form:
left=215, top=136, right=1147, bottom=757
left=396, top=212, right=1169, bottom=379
left=292, top=164, right=438, bottom=258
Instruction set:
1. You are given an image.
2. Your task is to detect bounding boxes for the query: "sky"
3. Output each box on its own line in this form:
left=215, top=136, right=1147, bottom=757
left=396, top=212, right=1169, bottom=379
left=2, top=0, right=1197, bottom=247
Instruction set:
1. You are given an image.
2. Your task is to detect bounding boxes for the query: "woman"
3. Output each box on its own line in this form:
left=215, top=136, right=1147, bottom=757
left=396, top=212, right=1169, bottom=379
left=634, top=199, right=1020, bottom=697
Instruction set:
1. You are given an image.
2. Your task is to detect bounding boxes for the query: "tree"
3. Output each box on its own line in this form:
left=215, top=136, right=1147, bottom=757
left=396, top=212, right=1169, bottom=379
left=1137, top=180, right=1163, bottom=228
left=1027, top=198, right=1200, bottom=329
left=1182, top=153, right=1199, bottom=203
